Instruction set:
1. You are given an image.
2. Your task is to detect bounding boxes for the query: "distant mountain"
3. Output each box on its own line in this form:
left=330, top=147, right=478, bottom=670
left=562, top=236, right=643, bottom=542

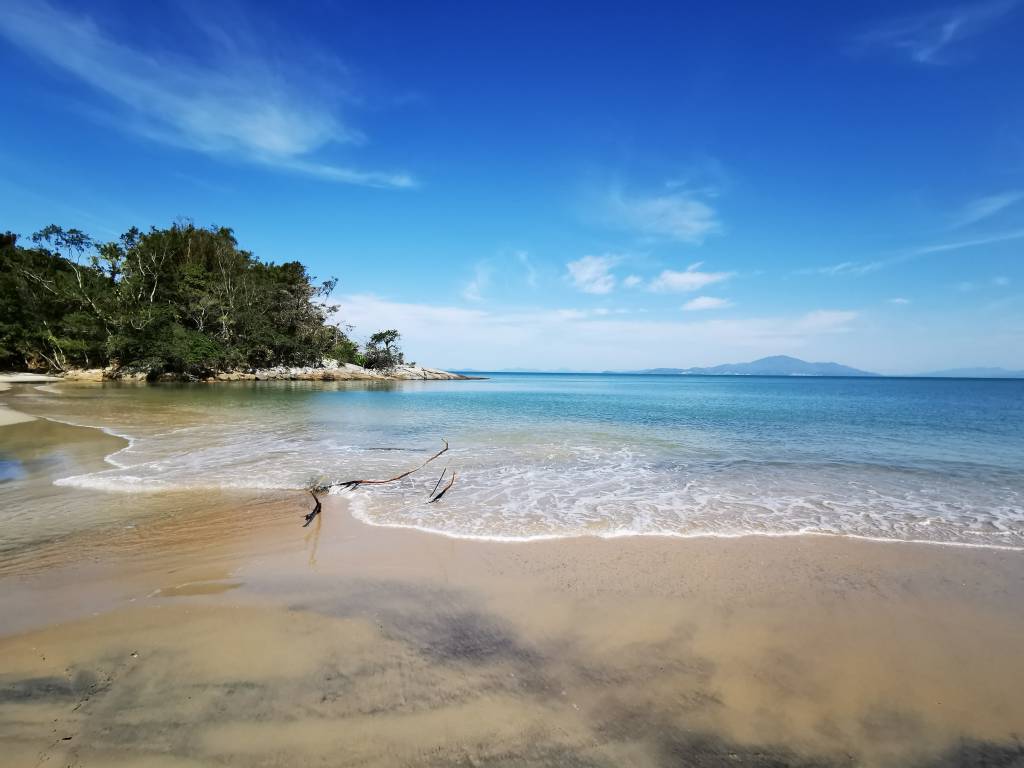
left=622, top=355, right=879, bottom=377
left=917, top=367, right=1024, bottom=379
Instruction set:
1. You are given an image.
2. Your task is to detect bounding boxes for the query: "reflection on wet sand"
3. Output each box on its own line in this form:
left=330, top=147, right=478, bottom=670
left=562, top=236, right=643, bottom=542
left=2, top=417, right=1024, bottom=767
left=2, top=496, right=1023, bottom=767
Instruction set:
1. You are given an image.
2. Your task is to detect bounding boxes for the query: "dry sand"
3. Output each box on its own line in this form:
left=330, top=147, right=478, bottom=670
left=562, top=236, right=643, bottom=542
left=1, top=406, right=1023, bottom=767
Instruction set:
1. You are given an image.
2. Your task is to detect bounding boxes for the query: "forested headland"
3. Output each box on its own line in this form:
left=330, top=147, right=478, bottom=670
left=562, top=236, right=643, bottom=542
left=0, top=222, right=403, bottom=378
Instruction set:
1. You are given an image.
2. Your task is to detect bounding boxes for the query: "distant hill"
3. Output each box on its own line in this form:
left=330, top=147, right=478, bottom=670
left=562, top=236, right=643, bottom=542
left=621, top=355, right=879, bottom=377
left=917, top=367, right=1024, bottom=379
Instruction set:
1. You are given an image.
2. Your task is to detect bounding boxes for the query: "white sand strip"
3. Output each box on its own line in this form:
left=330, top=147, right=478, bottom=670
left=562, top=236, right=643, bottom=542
left=0, top=405, right=35, bottom=425
left=0, top=373, right=59, bottom=423
left=0, top=373, right=62, bottom=383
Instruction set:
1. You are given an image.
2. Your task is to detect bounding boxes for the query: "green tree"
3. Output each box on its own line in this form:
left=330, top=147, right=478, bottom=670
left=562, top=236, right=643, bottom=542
left=363, top=329, right=404, bottom=372
left=0, top=221, right=368, bottom=377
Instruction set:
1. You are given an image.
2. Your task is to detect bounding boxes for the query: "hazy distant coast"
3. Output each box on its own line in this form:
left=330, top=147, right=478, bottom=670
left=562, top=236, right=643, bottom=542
left=473, top=355, right=1024, bottom=379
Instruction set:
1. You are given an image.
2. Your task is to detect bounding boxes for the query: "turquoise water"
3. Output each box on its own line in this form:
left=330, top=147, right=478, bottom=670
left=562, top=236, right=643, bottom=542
left=7, top=374, right=1024, bottom=549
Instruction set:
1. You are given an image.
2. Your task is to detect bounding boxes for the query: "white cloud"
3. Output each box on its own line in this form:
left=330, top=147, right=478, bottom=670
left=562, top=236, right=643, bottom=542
left=334, top=294, right=864, bottom=371
left=855, top=1, right=1018, bottom=64
left=608, top=187, right=720, bottom=243
left=566, top=254, right=619, bottom=294
left=649, top=263, right=733, bottom=292
left=888, top=297, right=911, bottom=305
left=623, top=275, right=643, bottom=288
left=951, top=191, right=1023, bottom=228
left=0, top=0, right=413, bottom=188
left=682, top=296, right=733, bottom=311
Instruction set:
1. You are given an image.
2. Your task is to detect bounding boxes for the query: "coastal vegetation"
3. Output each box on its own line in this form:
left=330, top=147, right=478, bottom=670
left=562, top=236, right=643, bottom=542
left=0, top=222, right=401, bottom=378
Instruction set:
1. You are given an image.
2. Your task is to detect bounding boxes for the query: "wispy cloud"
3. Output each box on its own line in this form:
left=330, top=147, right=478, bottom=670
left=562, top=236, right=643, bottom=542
left=516, top=251, right=538, bottom=288
left=888, top=297, right=911, bottom=305
left=801, top=228, right=1024, bottom=277
left=682, top=296, right=733, bottom=311
left=336, top=295, right=863, bottom=370
left=608, top=186, right=720, bottom=243
left=954, top=278, right=1014, bottom=292
left=909, top=228, right=1024, bottom=256
left=854, top=1, right=1018, bottom=64
left=793, top=310, right=859, bottom=333
left=950, top=191, right=1024, bottom=228
left=567, top=254, right=620, bottom=294
left=462, top=262, right=492, bottom=302
left=649, top=262, right=733, bottom=292
left=798, top=261, right=884, bottom=277
left=0, top=0, right=414, bottom=188
left=623, top=275, right=643, bottom=288
left=463, top=250, right=540, bottom=301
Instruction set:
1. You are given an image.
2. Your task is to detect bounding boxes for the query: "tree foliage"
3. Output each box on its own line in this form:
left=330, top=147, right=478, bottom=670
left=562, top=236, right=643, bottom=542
left=0, top=222, right=373, bottom=377
left=363, top=329, right=405, bottom=372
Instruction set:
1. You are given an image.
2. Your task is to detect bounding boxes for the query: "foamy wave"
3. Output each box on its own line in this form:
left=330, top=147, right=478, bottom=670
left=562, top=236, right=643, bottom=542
left=341, top=447, right=1024, bottom=550
left=22, top=383, right=1024, bottom=552
left=53, top=472, right=295, bottom=493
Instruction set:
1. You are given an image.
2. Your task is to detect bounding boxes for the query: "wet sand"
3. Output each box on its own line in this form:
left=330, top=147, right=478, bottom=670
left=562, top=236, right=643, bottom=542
left=2, top=410, right=1024, bottom=766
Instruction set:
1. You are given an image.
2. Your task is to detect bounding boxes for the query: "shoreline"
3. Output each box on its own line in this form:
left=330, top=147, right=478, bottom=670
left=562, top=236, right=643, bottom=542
left=344, top=507, right=1024, bottom=552
left=58, top=362, right=482, bottom=383
left=2, top=410, right=1024, bottom=766
left=3, top=380, right=1020, bottom=553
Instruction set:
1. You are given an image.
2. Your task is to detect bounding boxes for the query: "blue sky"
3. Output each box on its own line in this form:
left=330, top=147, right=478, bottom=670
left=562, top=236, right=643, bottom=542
left=1, top=0, right=1022, bottom=373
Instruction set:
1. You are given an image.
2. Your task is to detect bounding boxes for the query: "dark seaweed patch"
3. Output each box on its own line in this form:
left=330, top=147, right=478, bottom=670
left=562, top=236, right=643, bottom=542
left=0, top=670, right=102, bottom=702
left=290, top=580, right=541, bottom=667
left=0, top=675, right=77, bottom=701
left=860, top=707, right=925, bottom=743
left=393, top=608, right=536, bottom=665
left=916, top=738, right=1024, bottom=768
left=657, top=731, right=843, bottom=767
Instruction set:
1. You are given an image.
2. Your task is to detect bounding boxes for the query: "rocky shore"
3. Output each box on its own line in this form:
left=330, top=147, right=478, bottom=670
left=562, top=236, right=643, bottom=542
left=59, top=361, right=478, bottom=383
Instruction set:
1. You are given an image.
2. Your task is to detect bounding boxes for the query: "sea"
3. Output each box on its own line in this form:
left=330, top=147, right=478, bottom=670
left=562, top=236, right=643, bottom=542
left=3, top=373, right=1023, bottom=550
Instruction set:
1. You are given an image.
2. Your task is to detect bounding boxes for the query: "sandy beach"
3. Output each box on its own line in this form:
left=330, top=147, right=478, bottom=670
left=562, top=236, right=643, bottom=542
left=2, top=389, right=1023, bottom=767
left=0, top=374, right=61, bottom=425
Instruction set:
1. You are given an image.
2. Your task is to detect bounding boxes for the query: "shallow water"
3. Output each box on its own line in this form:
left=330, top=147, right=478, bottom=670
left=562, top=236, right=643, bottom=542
left=3, top=374, right=1023, bottom=550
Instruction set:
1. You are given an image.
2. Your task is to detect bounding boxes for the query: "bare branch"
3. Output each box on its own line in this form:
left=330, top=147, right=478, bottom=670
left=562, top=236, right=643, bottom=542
left=428, top=471, right=456, bottom=503
left=303, top=489, right=322, bottom=527
left=315, top=439, right=449, bottom=492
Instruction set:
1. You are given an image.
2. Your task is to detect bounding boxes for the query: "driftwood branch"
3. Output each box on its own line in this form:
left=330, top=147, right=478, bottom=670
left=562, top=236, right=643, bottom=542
left=315, top=439, right=449, bottom=492
left=428, top=471, right=455, bottom=503
left=429, top=467, right=447, bottom=498
left=302, top=439, right=454, bottom=526
left=302, top=489, right=322, bottom=527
